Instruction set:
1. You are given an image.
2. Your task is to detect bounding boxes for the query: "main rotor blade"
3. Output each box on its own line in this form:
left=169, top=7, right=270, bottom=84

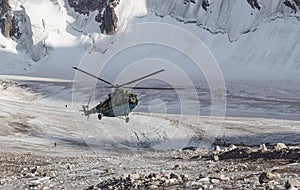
left=124, top=86, right=186, bottom=90
left=73, top=67, right=114, bottom=87
left=118, top=69, right=165, bottom=88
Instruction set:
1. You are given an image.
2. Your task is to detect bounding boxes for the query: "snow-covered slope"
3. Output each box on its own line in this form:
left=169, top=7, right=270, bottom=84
left=0, top=0, right=148, bottom=79
left=147, top=0, right=300, bottom=42
left=0, top=0, right=300, bottom=81
left=146, top=0, right=300, bottom=80
left=0, top=0, right=98, bottom=77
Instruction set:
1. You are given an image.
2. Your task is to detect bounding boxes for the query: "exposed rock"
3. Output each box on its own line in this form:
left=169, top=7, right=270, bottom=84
left=105, top=168, right=113, bottom=173
left=68, top=0, right=120, bottom=35
left=174, top=164, right=183, bottom=170
left=210, top=178, right=220, bottom=184
left=286, top=179, right=300, bottom=188
left=259, top=172, right=269, bottom=184
left=0, top=0, right=12, bottom=37
left=169, top=178, right=179, bottom=185
left=275, top=143, right=287, bottom=151
left=0, top=179, right=5, bottom=185
left=259, top=172, right=280, bottom=184
left=214, top=145, right=221, bottom=153
left=99, top=2, right=118, bottom=35
left=184, top=0, right=196, bottom=5
left=148, top=184, right=158, bottom=189
left=65, top=163, right=72, bottom=170
left=267, top=181, right=275, bottom=190
left=180, top=174, right=189, bottom=182
left=46, top=171, right=56, bottom=179
left=218, top=145, right=300, bottom=161
left=68, top=0, right=103, bottom=15
left=95, top=172, right=188, bottom=189
left=213, top=155, right=219, bottom=161
left=147, top=0, right=300, bottom=42
left=260, top=144, right=268, bottom=152
left=210, top=174, right=230, bottom=181
left=228, top=144, right=238, bottom=151
left=218, top=147, right=254, bottom=160
left=185, top=181, right=200, bottom=188
left=284, top=0, right=300, bottom=13
left=129, top=173, right=140, bottom=180
left=170, top=173, right=182, bottom=181
left=1, top=149, right=300, bottom=190
left=247, top=0, right=261, bottom=10
left=1, top=81, right=8, bottom=90
left=199, top=177, right=210, bottom=184
left=267, top=172, right=281, bottom=180
left=202, top=0, right=210, bottom=11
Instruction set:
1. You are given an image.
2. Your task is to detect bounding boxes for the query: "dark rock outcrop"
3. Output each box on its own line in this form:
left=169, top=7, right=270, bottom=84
left=201, top=0, right=210, bottom=11
left=247, top=0, right=261, bottom=10
left=0, top=0, right=25, bottom=41
left=99, top=2, right=118, bottom=35
left=0, top=0, right=13, bottom=37
left=68, top=0, right=105, bottom=15
left=284, top=0, right=300, bottom=13
left=68, top=0, right=120, bottom=35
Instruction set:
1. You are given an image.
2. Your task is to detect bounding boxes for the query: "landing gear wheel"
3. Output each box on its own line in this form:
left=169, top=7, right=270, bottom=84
left=125, top=117, right=129, bottom=123
left=98, top=114, right=102, bottom=120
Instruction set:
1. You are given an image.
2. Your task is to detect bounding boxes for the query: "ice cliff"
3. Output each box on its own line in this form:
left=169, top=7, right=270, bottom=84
left=147, top=0, right=300, bottom=42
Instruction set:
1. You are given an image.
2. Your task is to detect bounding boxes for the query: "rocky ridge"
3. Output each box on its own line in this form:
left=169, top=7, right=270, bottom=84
left=68, top=0, right=120, bottom=34
left=0, top=0, right=13, bottom=37
left=89, top=143, right=300, bottom=190
left=0, top=0, right=121, bottom=39
left=2, top=0, right=300, bottom=39
left=147, top=0, right=300, bottom=42
left=1, top=143, right=299, bottom=189
left=2, top=0, right=300, bottom=44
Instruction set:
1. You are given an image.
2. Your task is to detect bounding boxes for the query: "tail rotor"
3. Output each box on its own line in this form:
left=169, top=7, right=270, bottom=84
left=80, top=89, right=94, bottom=120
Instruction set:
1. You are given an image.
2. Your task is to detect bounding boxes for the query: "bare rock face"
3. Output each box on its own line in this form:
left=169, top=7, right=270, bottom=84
left=284, top=0, right=300, bottom=13
left=69, top=0, right=120, bottom=35
left=259, top=172, right=281, bottom=184
left=247, top=0, right=261, bottom=10
left=0, top=0, right=29, bottom=44
left=0, top=0, right=12, bottom=37
left=68, top=0, right=103, bottom=15
left=147, top=0, right=300, bottom=42
left=99, top=3, right=118, bottom=35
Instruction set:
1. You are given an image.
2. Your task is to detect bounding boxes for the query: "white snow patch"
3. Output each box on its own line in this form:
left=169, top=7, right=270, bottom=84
left=115, top=0, right=147, bottom=30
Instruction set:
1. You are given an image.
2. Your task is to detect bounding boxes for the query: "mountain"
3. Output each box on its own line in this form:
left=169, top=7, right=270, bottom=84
left=0, top=0, right=299, bottom=80
left=148, top=0, right=300, bottom=42
left=146, top=0, right=300, bottom=80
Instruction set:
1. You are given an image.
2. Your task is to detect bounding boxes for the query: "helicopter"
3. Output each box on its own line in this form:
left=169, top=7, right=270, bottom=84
left=73, top=67, right=178, bottom=123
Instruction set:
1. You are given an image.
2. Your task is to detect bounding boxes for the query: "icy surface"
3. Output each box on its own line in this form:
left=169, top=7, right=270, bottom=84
left=0, top=79, right=300, bottom=155
left=0, top=0, right=299, bottom=150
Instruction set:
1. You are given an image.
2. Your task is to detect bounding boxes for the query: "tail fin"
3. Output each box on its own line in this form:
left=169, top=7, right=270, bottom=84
left=82, top=105, right=89, bottom=116
left=79, top=89, right=100, bottom=121
left=80, top=104, right=97, bottom=118
left=80, top=90, right=93, bottom=117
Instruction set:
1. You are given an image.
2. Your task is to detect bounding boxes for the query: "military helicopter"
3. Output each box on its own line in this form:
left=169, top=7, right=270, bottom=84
left=73, top=67, right=178, bottom=123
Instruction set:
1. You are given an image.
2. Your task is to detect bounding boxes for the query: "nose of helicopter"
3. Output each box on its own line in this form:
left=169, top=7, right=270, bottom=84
left=129, top=94, right=138, bottom=105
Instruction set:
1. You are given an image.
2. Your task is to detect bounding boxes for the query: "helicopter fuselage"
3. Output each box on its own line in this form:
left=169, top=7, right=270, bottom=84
left=100, top=100, right=138, bottom=117
left=73, top=66, right=165, bottom=122
left=95, top=89, right=138, bottom=118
